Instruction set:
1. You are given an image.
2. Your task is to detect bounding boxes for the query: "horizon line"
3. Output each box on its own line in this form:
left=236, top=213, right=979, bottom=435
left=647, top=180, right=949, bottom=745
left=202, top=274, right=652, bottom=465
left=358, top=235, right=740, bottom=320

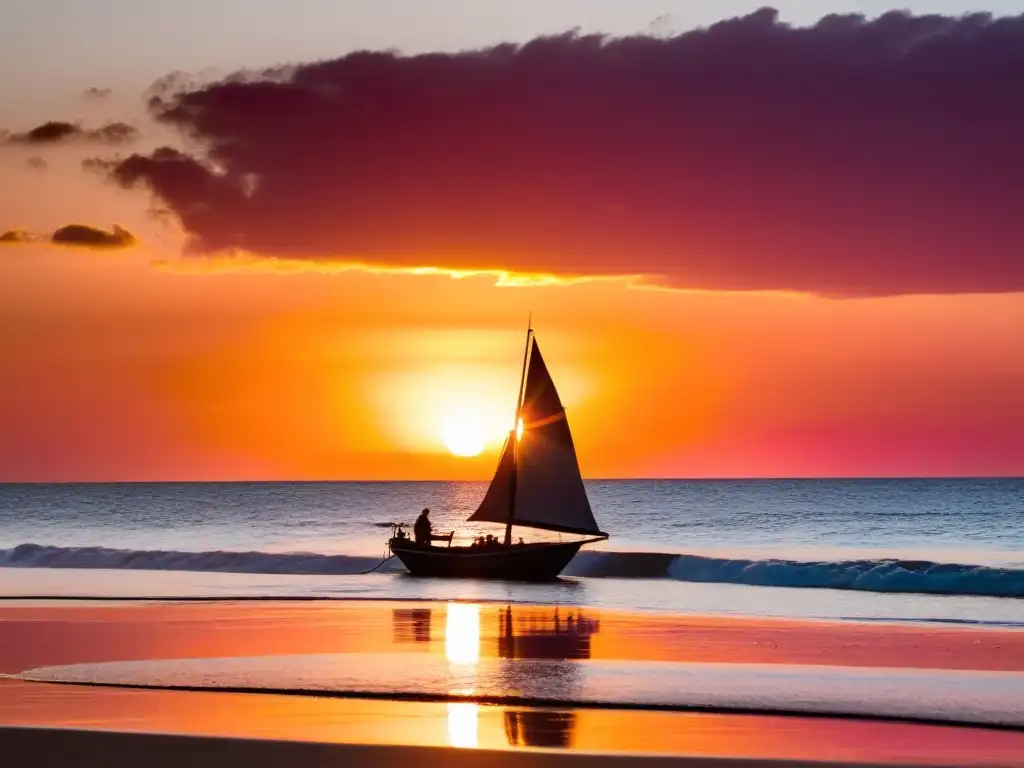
left=1, top=475, right=1021, bottom=486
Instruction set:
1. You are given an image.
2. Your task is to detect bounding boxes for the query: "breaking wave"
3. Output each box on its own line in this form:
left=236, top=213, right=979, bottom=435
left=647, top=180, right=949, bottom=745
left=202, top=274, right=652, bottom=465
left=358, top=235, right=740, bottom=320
left=567, top=551, right=1024, bottom=598
left=0, top=543, right=398, bottom=576
left=1, top=543, right=1021, bottom=598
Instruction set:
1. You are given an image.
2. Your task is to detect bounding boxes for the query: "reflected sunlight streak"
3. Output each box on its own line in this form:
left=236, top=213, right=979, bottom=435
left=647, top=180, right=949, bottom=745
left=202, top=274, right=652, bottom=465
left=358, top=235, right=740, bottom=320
left=445, top=603, right=481, bottom=666
left=446, top=703, right=479, bottom=748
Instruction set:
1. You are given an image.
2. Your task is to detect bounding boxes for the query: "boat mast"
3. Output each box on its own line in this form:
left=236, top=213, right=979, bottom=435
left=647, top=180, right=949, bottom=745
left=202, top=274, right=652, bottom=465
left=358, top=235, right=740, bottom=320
left=505, top=313, right=532, bottom=546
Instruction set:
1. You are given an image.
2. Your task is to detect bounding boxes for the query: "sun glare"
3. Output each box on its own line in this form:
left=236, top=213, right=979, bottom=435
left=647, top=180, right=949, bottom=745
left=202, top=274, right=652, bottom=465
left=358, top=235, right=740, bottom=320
left=445, top=603, right=481, bottom=665
left=441, top=410, right=487, bottom=457
left=363, top=330, right=526, bottom=458
left=446, top=703, right=479, bottom=748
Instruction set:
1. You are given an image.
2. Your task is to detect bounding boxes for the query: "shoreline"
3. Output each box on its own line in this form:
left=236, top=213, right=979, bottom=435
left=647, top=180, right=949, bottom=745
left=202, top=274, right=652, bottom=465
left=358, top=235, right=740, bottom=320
left=5, top=680, right=1024, bottom=765
left=3, top=588, right=1024, bottom=608
left=2, top=598, right=1024, bottom=764
left=3, top=594, right=1022, bottom=636
left=11, top=676, right=1024, bottom=734
left=5, top=679, right=1024, bottom=765
left=1, top=565, right=1021, bottom=628
left=0, top=726, right=967, bottom=768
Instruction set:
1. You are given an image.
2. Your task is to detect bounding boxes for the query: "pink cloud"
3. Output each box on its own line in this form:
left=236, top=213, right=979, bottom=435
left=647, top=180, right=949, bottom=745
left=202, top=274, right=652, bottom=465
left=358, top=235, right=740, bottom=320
left=108, top=8, right=1024, bottom=296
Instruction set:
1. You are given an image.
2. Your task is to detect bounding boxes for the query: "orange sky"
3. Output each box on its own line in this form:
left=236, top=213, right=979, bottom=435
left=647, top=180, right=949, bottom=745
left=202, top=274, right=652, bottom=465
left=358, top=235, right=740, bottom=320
left=2, top=233, right=1022, bottom=481
left=2, top=9, right=1024, bottom=481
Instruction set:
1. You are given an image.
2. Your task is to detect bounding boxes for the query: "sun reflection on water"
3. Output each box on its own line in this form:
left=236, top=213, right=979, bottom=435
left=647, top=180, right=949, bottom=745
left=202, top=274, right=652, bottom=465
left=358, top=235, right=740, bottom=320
left=444, top=603, right=481, bottom=748
left=446, top=702, right=479, bottom=748
left=444, top=603, right=480, bottom=666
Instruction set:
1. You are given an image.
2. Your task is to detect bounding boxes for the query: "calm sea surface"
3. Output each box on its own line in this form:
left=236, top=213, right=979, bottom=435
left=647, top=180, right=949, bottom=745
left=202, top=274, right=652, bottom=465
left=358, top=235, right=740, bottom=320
left=1, top=479, right=1021, bottom=624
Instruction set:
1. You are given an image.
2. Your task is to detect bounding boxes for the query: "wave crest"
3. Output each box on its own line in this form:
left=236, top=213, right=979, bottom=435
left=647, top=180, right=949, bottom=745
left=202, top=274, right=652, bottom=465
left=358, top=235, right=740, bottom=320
left=567, top=551, right=1024, bottom=598
left=2, top=543, right=1021, bottom=598
left=0, top=543, right=397, bottom=575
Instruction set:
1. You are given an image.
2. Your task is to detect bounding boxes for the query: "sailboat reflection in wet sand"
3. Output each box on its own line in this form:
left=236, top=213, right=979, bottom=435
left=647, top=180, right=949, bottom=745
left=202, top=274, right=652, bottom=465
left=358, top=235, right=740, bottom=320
left=390, top=607, right=432, bottom=643
left=499, top=605, right=600, bottom=749
left=399, top=603, right=597, bottom=750
left=389, top=320, right=608, bottom=580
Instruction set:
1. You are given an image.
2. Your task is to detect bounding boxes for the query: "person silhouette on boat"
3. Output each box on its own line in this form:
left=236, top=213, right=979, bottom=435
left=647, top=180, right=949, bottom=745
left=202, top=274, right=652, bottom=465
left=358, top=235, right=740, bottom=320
left=414, top=508, right=433, bottom=544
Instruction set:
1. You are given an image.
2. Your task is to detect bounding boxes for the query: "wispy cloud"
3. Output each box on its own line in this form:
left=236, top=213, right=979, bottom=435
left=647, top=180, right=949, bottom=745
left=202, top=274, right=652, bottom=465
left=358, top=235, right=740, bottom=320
left=52, top=224, right=136, bottom=249
left=0, top=229, right=36, bottom=244
left=1, top=225, right=137, bottom=250
left=5, top=120, right=137, bottom=146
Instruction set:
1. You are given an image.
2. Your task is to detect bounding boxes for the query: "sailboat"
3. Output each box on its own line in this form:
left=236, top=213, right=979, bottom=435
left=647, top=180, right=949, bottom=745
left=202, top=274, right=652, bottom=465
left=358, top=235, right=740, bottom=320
left=388, top=322, right=608, bottom=580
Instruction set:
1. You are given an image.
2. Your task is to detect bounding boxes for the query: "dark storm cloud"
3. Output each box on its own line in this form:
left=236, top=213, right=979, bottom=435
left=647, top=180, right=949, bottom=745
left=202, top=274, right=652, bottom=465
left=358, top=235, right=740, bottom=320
left=6, top=120, right=138, bottom=146
left=110, top=8, right=1024, bottom=296
left=51, top=224, right=136, bottom=249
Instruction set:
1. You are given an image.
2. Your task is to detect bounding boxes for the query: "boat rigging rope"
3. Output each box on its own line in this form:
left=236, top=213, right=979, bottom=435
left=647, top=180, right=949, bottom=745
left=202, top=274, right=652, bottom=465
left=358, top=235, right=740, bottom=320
left=354, top=552, right=394, bottom=575
left=351, top=536, right=397, bottom=575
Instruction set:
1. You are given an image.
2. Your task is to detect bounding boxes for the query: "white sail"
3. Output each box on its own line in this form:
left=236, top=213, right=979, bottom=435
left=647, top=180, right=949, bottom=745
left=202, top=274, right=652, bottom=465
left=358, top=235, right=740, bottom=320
left=468, top=336, right=604, bottom=537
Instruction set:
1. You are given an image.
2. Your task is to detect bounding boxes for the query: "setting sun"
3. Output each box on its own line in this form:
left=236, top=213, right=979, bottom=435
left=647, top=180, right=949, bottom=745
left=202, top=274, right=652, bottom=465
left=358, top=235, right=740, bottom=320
left=441, top=411, right=487, bottom=457
left=4, top=7, right=1024, bottom=765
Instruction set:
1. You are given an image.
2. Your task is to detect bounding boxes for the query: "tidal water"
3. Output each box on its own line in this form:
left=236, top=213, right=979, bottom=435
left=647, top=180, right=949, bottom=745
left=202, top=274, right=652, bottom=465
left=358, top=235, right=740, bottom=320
left=0, top=479, right=1021, bottom=624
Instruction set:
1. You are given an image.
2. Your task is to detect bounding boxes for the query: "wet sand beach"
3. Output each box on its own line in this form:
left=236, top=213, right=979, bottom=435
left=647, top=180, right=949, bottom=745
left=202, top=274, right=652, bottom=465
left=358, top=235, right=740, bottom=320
left=1, top=599, right=1023, bottom=765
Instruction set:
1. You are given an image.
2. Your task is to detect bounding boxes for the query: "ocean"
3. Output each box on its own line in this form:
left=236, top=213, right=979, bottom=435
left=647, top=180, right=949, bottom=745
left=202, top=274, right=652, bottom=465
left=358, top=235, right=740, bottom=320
left=1, top=479, right=1022, bottom=626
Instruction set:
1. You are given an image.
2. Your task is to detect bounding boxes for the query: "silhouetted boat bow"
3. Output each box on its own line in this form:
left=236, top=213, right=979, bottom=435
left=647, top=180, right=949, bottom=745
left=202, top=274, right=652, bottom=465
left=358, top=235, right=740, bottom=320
left=389, top=321, right=608, bottom=580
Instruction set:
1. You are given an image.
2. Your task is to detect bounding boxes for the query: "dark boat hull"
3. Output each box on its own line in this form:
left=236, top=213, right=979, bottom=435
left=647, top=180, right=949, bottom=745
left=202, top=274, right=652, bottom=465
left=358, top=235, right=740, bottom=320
left=389, top=539, right=586, bottom=581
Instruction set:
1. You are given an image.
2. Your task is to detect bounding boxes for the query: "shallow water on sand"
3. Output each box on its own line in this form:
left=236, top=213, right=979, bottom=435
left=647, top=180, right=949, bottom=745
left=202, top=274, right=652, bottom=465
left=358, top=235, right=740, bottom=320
left=3, top=599, right=1024, bottom=764
left=18, top=654, right=1024, bottom=728
left=2, top=567, right=1022, bottom=628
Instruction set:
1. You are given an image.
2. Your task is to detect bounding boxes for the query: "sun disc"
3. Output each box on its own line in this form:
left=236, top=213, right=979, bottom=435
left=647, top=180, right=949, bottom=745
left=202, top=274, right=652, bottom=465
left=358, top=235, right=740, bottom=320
left=441, top=412, right=486, bottom=457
